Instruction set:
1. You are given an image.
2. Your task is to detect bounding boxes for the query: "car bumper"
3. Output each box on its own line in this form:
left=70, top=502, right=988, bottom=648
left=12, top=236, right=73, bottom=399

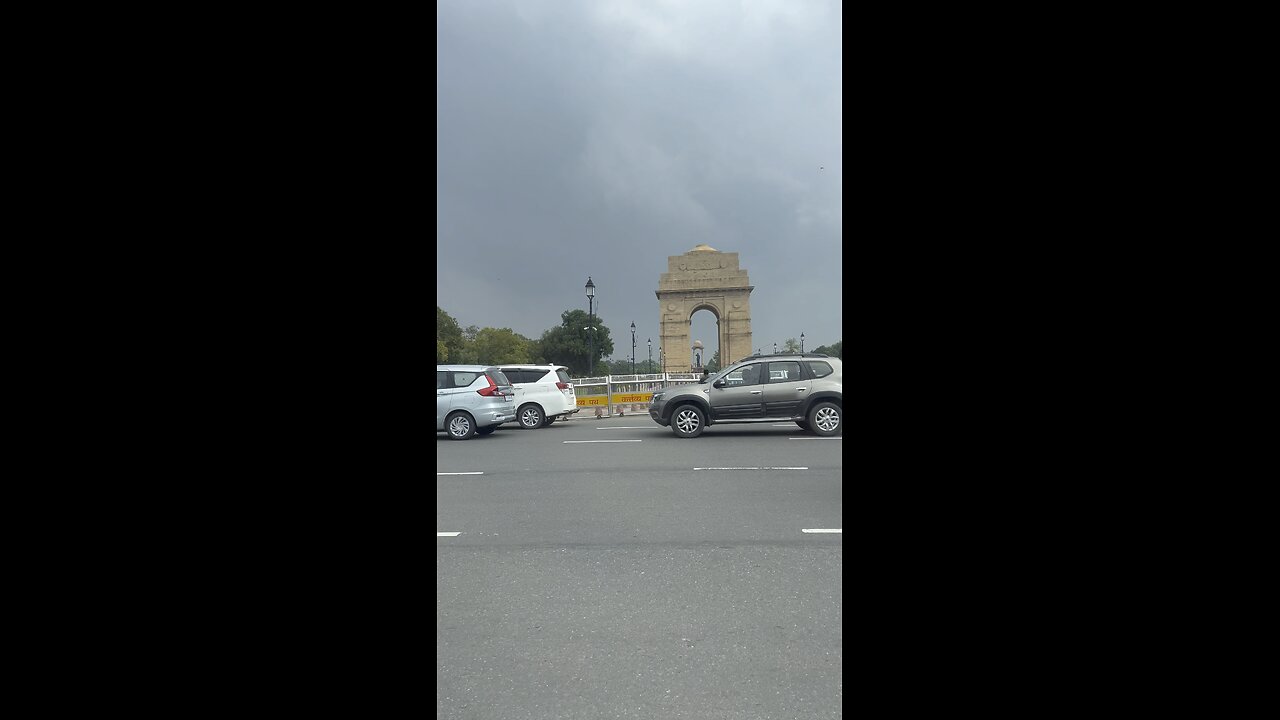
left=649, top=406, right=669, bottom=426
left=479, top=409, right=516, bottom=426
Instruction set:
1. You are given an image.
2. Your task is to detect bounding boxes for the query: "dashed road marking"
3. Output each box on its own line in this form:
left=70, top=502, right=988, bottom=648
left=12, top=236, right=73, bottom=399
left=802, top=528, right=842, bottom=533
left=437, top=472, right=484, bottom=475
left=693, top=467, right=809, bottom=470
left=563, top=440, right=643, bottom=443
left=437, top=532, right=461, bottom=537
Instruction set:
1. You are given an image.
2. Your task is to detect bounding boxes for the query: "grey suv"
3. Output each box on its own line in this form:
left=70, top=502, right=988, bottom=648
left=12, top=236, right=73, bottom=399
left=648, top=353, right=842, bottom=438
left=437, top=365, right=517, bottom=440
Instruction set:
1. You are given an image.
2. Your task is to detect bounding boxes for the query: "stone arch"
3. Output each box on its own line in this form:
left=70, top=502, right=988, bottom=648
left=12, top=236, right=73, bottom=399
left=655, top=244, right=753, bottom=372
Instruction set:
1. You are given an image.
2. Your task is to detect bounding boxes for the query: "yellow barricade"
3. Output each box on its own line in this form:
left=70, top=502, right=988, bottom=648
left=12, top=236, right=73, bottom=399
left=612, top=393, right=653, bottom=404
left=574, top=393, right=654, bottom=407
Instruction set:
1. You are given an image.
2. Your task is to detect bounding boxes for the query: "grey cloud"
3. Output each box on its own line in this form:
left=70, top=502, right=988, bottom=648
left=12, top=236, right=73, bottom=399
left=437, top=0, right=842, bottom=356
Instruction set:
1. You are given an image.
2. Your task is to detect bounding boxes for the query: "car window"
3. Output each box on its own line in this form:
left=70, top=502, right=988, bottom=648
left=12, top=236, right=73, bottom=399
left=451, top=371, right=479, bottom=388
left=488, top=370, right=511, bottom=386
left=555, top=369, right=572, bottom=384
left=437, top=371, right=448, bottom=389
left=804, top=361, right=834, bottom=378
left=767, top=361, right=801, bottom=382
left=523, top=369, right=548, bottom=383
left=723, top=363, right=763, bottom=386
left=500, top=369, right=525, bottom=383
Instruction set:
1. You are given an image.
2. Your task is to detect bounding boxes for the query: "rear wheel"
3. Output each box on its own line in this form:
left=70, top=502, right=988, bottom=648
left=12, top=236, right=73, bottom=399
left=808, top=402, right=842, bottom=436
left=518, top=404, right=545, bottom=429
left=671, top=405, right=706, bottom=438
left=446, top=412, right=476, bottom=440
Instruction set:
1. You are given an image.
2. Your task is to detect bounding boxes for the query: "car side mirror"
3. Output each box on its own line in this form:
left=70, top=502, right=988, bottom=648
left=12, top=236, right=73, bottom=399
left=713, top=378, right=725, bottom=388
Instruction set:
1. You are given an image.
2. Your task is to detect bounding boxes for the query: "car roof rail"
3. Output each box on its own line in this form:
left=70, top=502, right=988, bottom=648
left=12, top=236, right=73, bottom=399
left=734, top=351, right=830, bottom=363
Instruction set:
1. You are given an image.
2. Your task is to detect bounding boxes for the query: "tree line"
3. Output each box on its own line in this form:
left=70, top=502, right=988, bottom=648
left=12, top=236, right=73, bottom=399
left=438, top=306, right=614, bottom=377
left=439, top=306, right=840, bottom=377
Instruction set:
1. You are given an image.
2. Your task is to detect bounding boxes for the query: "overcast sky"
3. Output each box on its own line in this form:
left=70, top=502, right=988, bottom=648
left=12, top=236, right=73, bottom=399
left=437, top=0, right=842, bottom=363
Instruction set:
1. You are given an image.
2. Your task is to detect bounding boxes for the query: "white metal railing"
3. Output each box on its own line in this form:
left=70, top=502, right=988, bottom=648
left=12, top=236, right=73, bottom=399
left=568, top=372, right=706, bottom=418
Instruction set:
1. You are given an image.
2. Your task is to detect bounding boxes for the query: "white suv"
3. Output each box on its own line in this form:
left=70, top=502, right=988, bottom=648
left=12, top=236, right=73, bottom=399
left=498, top=365, right=579, bottom=429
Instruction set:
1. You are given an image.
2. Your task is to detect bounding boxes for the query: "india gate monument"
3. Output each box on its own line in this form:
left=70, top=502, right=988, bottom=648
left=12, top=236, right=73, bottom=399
left=656, top=244, right=753, bottom=372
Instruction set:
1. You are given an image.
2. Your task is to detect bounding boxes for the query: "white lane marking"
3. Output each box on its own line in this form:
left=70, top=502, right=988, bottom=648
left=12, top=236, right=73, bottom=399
left=802, top=529, right=842, bottom=533
left=437, top=532, right=461, bottom=537
left=789, top=437, right=843, bottom=440
left=563, top=440, right=643, bottom=443
left=596, top=427, right=658, bottom=429
left=437, top=472, right=484, bottom=475
left=693, top=467, right=809, bottom=470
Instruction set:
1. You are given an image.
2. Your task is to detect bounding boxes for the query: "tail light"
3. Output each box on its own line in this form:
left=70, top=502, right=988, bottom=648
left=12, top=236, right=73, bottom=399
left=556, top=382, right=570, bottom=390
left=477, top=374, right=509, bottom=397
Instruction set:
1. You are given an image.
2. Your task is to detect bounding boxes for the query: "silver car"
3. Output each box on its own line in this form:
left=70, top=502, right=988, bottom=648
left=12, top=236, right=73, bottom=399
left=436, top=365, right=517, bottom=440
left=648, top=353, right=842, bottom=438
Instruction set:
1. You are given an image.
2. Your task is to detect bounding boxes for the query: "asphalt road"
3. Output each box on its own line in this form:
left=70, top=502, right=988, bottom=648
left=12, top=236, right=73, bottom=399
left=437, top=412, right=842, bottom=719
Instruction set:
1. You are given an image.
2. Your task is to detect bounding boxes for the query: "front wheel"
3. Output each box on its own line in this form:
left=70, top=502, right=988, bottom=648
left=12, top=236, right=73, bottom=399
left=518, top=404, right=545, bottom=429
left=671, top=405, right=706, bottom=438
left=446, top=411, right=476, bottom=440
left=808, top=402, right=842, bottom=436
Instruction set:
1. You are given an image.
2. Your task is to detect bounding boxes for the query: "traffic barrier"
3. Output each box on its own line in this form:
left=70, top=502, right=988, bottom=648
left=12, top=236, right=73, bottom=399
left=569, top=372, right=702, bottom=418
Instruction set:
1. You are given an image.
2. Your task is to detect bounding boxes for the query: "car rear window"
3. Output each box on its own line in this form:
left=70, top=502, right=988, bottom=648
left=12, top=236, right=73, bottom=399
left=804, top=361, right=834, bottom=378
left=555, top=369, right=571, bottom=384
left=450, top=371, right=480, bottom=387
left=487, top=370, right=511, bottom=386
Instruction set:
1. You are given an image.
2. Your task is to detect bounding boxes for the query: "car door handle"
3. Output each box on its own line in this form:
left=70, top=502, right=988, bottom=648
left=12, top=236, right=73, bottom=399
left=796, top=387, right=807, bottom=391
left=750, top=390, right=762, bottom=394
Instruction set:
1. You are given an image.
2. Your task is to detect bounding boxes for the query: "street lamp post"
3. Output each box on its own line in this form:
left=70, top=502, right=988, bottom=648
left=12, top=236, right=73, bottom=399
left=630, top=322, right=636, bottom=376
left=647, top=338, right=652, bottom=374
left=773, top=342, right=777, bottom=354
left=800, top=332, right=805, bottom=353
left=585, top=276, right=596, bottom=375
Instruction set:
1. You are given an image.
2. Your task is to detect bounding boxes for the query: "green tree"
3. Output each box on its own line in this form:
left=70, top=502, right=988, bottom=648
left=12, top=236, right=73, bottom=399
left=813, top=340, right=842, bottom=358
left=607, top=358, right=639, bottom=375
left=471, top=328, right=532, bottom=364
left=704, top=349, right=721, bottom=373
left=437, top=307, right=465, bottom=362
left=783, top=338, right=801, bottom=353
left=536, top=309, right=614, bottom=376
left=437, top=340, right=448, bottom=362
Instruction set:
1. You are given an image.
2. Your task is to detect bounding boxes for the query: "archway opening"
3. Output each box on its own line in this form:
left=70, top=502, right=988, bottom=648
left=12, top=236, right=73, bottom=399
left=689, top=306, right=721, bottom=373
